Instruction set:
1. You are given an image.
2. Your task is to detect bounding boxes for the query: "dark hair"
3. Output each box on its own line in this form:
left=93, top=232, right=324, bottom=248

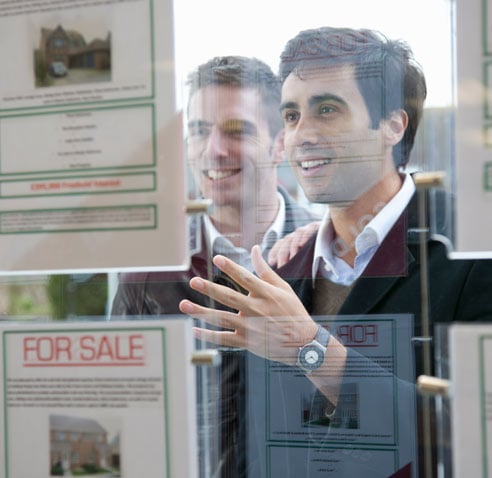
left=187, top=56, right=282, bottom=139
left=279, top=27, right=427, bottom=167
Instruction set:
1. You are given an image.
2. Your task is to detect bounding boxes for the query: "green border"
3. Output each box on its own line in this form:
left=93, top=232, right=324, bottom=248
left=483, top=62, right=492, bottom=119
left=0, top=0, right=156, bottom=115
left=0, top=204, right=157, bottom=235
left=479, top=335, right=492, bottom=478
left=0, top=103, right=156, bottom=176
left=265, top=317, right=402, bottom=447
left=484, top=0, right=491, bottom=56
left=0, top=171, right=156, bottom=199
left=2, top=325, right=170, bottom=478
left=483, top=162, right=492, bottom=190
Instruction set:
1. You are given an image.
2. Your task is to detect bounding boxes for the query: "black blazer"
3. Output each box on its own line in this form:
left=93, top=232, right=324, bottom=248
left=271, top=194, right=492, bottom=477
left=277, top=199, right=492, bottom=347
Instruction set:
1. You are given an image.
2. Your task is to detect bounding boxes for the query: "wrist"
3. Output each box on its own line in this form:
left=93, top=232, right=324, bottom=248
left=296, top=324, right=331, bottom=374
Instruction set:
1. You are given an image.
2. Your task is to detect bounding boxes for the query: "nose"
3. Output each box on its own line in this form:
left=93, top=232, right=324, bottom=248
left=202, top=126, right=229, bottom=160
left=290, top=115, right=319, bottom=146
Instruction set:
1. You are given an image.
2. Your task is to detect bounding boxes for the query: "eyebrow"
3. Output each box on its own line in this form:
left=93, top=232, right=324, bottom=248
left=308, top=93, right=346, bottom=108
left=188, top=118, right=258, bottom=135
left=279, top=94, right=347, bottom=112
left=279, top=101, right=297, bottom=113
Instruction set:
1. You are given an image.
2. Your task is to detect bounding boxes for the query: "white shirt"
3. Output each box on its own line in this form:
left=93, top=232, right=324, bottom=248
left=312, top=174, right=416, bottom=285
left=203, top=192, right=286, bottom=271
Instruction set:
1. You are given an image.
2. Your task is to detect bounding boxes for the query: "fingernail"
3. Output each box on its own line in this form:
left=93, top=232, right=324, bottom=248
left=180, top=300, right=194, bottom=314
left=191, top=277, right=205, bottom=290
left=213, top=255, right=226, bottom=268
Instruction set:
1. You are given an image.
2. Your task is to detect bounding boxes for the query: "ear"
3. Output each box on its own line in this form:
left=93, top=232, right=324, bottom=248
left=270, top=129, right=286, bottom=166
left=381, top=109, right=408, bottom=146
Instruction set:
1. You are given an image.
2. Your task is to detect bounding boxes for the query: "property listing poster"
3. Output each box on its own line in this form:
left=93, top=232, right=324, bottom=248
left=0, top=0, right=188, bottom=272
left=246, top=315, right=417, bottom=477
left=0, top=319, right=198, bottom=478
left=450, top=323, right=492, bottom=478
left=453, top=0, right=492, bottom=257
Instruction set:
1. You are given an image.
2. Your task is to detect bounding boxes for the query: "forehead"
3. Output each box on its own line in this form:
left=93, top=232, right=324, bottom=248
left=188, top=85, right=266, bottom=122
left=281, top=64, right=363, bottom=105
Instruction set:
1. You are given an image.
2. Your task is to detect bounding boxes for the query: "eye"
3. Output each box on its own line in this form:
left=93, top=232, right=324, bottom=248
left=221, top=119, right=255, bottom=138
left=282, top=110, right=299, bottom=125
left=188, top=123, right=210, bottom=138
left=319, top=104, right=337, bottom=114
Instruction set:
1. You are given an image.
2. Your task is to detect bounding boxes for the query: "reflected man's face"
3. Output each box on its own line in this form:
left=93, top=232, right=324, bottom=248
left=187, top=85, right=277, bottom=209
left=280, top=64, right=387, bottom=205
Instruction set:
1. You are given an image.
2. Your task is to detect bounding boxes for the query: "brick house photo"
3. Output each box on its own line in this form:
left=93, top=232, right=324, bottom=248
left=34, top=24, right=111, bottom=87
left=49, top=414, right=120, bottom=475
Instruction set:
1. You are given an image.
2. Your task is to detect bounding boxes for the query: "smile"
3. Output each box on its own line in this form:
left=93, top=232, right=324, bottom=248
left=299, top=159, right=332, bottom=170
left=204, top=169, right=240, bottom=180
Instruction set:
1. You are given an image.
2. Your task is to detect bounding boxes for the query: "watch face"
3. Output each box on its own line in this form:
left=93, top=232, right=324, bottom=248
left=304, top=348, right=320, bottom=364
left=298, top=344, right=324, bottom=371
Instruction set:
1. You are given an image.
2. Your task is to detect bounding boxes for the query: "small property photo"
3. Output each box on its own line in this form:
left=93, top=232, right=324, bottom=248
left=302, top=383, right=359, bottom=429
left=34, top=23, right=111, bottom=88
left=49, top=413, right=121, bottom=477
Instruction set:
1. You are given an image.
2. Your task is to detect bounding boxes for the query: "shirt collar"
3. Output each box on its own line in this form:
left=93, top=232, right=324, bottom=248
left=312, top=173, right=415, bottom=282
left=204, top=191, right=285, bottom=255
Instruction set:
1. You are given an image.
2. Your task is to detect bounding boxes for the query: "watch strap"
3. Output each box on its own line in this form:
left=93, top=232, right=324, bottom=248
left=314, top=325, right=331, bottom=350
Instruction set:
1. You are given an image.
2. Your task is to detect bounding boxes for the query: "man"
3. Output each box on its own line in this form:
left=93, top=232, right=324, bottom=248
left=179, top=28, right=492, bottom=476
left=111, top=56, right=317, bottom=477
left=112, top=56, right=316, bottom=315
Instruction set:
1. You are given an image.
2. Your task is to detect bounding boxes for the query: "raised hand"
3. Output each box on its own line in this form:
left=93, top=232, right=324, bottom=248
left=268, top=221, right=321, bottom=268
left=179, top=245, right=318, bottom=365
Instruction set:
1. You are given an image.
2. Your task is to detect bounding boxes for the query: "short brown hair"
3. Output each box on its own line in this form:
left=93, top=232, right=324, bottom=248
left=187, top=56, right=282, bottom=139
left=279, top=27, right=427, bottom=167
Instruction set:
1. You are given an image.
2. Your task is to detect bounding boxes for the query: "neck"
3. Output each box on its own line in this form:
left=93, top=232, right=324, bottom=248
left=329, top=171, right=403, bottom=267
left=210, top=193, right=280, bottom=250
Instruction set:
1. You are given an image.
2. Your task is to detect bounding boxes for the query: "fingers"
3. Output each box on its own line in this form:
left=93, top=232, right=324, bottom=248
left=288, top=230, right=307, bottom=262
left=212, top=254, right=270, bottom=296
left=275, top=240, right=294, bottom=268
left=181, top=275, right=250, bottom=313
left=179, top=299, right=239, bottom=329
left=267, top=240, right=282, bottom=267
left=267, top=222, right=321, bottom=268
left=267, top=242, right=278, bottom=267
left=287, top=222, right=320, bottom=263
left=251, top=245, right=290, bottom=290
left=193, top=327, right=244, bottom=348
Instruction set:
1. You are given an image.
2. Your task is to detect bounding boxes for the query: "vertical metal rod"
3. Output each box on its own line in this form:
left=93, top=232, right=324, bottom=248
left=186, top=200, right=220, bottom=478
left=418, top=187, right=433, bottom=478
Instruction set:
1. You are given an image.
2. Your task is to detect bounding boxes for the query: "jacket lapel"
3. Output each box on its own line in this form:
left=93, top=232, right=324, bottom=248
left=277, top=204, right=421, bottom=316
left=339, top=215, right=418, bottom=315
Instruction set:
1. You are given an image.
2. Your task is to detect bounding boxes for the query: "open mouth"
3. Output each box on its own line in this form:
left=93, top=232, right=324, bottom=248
left=204, top=169, right=240, bottom=180
left=298, top=159, right=332, bottom=170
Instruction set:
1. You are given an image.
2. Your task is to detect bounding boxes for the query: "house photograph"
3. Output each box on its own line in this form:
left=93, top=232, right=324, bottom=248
left=34, top=23, right=111, bottom=87
left=49, top=414, right=121, bottom=476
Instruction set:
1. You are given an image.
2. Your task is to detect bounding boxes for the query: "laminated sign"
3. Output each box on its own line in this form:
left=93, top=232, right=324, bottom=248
left=0, top=319, right=197, bottom=478
left=0, top=0, right=188, bottom=272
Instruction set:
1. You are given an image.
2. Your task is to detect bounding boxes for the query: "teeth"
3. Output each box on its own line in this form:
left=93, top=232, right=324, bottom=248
left=300, top=159, right=331, bottom=169
left=206, top=169, right=238, bottom=180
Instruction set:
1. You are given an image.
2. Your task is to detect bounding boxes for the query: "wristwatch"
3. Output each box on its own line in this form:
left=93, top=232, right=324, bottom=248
left=297, top=325, right=331, bottom=374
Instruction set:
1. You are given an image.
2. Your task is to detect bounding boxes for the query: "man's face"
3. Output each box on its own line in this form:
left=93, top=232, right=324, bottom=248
left=280, top=64, right=388, bottom=204
left=187, top=85, right=277, bottom=209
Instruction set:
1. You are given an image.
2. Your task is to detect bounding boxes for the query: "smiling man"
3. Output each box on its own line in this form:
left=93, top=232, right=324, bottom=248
left=186, top=59, right=287, bottom=254
left=179, top=28, right=492, bottom=476
left=112, top=54, right=316, bottom=315
left=111, top=55, right=317, bottom=478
